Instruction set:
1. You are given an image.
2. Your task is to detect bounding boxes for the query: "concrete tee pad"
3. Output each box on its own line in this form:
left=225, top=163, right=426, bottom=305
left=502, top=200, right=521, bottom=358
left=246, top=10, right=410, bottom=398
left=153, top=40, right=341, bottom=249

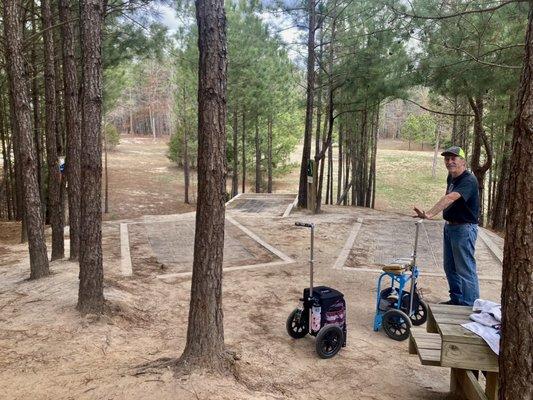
left=340, top=218, right=503, bottom=280
left=122, top=212, right=293, bottom=279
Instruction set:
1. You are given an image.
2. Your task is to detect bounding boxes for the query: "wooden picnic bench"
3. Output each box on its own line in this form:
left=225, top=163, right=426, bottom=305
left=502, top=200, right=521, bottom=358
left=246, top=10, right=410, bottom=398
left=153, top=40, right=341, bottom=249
left=409, top=304, right=499, bottom=400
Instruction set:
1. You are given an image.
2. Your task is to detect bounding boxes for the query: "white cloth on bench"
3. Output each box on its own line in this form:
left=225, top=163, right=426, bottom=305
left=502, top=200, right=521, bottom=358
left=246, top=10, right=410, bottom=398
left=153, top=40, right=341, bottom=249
left=461, top=299, right=501, bottom=355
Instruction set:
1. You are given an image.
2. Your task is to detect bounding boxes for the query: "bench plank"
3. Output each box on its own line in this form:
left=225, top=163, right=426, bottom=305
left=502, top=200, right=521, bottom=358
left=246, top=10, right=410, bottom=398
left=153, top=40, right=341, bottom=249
left=441, top=341, right=499, bottom=372
left=409, top=329, right=442, bottom=366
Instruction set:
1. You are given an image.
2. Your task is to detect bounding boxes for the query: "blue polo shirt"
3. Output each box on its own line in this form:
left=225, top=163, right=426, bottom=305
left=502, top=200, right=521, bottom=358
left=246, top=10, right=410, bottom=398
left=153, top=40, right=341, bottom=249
left=443, top=170, right=479, bottom=224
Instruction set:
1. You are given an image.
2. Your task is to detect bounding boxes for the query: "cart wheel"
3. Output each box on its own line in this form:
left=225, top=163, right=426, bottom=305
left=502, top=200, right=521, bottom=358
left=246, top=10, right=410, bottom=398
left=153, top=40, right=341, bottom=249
left=382, top=309, right=411, bottom=341
left=401, top=293, right=428, bottom=326
left=409, top=299, right=428, bottom=326
left=286, top=308, right=308, bottom=339
left=315, top=325, right=344, bottom=359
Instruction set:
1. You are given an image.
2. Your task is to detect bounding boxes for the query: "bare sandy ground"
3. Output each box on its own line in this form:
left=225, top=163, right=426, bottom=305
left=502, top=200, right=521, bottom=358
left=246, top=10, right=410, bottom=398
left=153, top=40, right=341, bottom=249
left=0, top=137, right=503, bottom=400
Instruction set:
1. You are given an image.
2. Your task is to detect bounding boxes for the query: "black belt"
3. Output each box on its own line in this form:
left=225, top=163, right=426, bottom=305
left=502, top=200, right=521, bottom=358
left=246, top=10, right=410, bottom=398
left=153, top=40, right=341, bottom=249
left=446, top=221, right=468, bottom=225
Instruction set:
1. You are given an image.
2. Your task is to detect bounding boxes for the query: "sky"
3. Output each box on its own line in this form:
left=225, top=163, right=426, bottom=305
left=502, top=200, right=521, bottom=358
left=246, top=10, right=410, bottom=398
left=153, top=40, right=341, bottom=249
left=153, top=2, right=302, bottom=59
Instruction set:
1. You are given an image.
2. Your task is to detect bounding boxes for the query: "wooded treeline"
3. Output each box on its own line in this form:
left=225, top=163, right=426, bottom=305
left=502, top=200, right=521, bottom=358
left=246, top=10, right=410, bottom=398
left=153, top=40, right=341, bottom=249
left=0, top=0, right=168, bottom=311
left=284, top=0, right=527, bottom=223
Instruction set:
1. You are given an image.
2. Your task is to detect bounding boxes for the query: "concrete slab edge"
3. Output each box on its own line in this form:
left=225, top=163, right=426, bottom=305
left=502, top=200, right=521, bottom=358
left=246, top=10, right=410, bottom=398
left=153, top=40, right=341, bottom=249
left=333, top=217, right=363, bottom=269
left=478, top=228, right=503, bottom=263
left=225, top=192, right=242, bottom=207
left=226, top=215, right=294, bottom=263
left=120, top=223, right=133, bottom=276
left=337, top=267, right=501, bottom=282
left=157, top=259, right=295, bottom=281
left=282, top=196, right=299, bottom=218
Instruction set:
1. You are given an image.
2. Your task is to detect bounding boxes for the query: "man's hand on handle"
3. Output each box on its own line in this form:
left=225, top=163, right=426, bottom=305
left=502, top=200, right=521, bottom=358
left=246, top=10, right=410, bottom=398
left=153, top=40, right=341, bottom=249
left=413, top=207, right=428, bottom=219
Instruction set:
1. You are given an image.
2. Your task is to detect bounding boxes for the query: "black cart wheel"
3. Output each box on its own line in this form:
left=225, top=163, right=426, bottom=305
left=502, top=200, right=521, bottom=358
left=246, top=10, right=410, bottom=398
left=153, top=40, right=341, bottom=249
left=382, top=309, right=411, bottom=341
left=401, top=293, right=428, bottom=326
left=286, top=308, right=308, bottom=339
left=315, top=325, right=344, bottom=359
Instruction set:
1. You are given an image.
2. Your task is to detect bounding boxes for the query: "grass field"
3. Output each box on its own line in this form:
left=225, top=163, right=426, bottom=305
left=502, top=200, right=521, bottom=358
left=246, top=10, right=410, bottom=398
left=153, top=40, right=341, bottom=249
left=375, top=149, right=448, bottom=216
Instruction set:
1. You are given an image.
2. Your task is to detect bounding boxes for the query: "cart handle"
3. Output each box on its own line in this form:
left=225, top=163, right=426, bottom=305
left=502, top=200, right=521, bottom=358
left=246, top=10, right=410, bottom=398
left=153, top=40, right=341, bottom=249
left=295, top=222, right=314, bottom=228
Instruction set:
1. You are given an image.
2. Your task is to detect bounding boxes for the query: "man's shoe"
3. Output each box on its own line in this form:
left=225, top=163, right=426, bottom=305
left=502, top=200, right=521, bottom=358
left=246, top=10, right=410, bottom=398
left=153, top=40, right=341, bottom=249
left=439, top=299, right=457, bottom=305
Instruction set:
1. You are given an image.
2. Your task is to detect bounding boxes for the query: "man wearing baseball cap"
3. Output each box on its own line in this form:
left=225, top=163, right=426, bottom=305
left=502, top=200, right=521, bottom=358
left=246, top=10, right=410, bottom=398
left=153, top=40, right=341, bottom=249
left=413, top=146, right=480, bottom=306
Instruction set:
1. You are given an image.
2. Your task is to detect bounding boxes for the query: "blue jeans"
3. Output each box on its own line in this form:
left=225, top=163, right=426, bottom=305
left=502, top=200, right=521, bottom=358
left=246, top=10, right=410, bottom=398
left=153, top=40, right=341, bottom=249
left=443, top=223, right=479, bottom=306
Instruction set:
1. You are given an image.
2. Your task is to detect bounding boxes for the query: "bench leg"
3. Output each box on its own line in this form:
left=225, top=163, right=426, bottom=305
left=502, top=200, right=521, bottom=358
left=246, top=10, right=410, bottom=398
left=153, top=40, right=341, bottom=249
left=427, top=312, right=438, bottom=333
left=408, top=334, right=417, bottom=354
left=450, top=368, right=464, bottom=399
left=485, top=372, right=498, bottom=400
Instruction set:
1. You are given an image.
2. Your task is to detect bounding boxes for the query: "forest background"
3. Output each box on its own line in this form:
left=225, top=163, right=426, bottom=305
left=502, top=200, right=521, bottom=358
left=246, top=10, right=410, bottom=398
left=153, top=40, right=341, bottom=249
left=0, top=0, right=531, bottom=398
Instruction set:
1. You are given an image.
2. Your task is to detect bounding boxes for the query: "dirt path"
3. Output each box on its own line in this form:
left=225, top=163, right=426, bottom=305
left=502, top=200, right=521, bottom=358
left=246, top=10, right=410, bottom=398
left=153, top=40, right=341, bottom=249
left=0, top=137, right=503, bottom=400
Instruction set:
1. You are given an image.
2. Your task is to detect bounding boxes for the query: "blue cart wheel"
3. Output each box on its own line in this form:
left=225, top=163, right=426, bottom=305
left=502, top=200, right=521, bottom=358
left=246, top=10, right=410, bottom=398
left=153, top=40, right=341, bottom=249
left=382, top=309, right=411, bottom=341
left=401, top=293, right=428, bottom=326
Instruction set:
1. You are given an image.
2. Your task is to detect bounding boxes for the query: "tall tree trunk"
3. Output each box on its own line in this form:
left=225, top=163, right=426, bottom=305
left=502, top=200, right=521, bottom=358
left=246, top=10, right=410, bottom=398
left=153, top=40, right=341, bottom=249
left=181, top=86, right=190, bottom=204
left=149, top=105, right=156, bottom=139
left=297, top=0, right=316, bottom=208
left=1, top=100, right=13, bottom=219
left=3, top=92, right=17, bottom=220
left=314, top=24, right=323, bottom=160
left=42, top=0, right=64, bottom=260
left=371, top=104, right=379, bottom=209
left=468, top=95, right=493, bottom=226
left=104, top=133, right=109, bottom=213
left=326, top=137, right=332, bottom=204
left=30, top=0, right=44, bottom=218
left=183, top=123, right=190, bottom=205
left=241, top=110, right=246, bottom=193
left=179, top=0, right=230, bottom=372
left=8, top=81, right=23, bottom=227
left=451, top=95, right=458, bottom=144
left=255, top=118, right=260, bottom=193
left=491, top=93, right=515, bottom=230
left=344, top=143, right=350, bottom=205
left=59, top=0, right=82, bottom=260
left=337, top=122, right=343, bottom=203
left=267, top=115, right=273, bottom=193
left=4, top=0, right=49, bottom=278
left=77, top=0, right=106, bottom=314
left=315, top=85, right=334, bottom=213
left=231, top=105, right=238, bottom=197
left=499, top=6, right=533, bottom=398
left=432, top=124, right=440, bottom=179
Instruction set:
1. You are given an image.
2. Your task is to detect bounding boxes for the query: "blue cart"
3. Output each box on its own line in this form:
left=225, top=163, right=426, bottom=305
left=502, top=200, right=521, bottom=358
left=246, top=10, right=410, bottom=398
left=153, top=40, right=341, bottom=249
left=373, top=220, right=428, bottom=341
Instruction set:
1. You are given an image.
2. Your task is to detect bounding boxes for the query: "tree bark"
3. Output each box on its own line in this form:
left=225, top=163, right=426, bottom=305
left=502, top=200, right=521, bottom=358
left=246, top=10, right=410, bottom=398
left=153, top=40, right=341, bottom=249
left=371, top=104, right=379, bottom=209
left=267, top=115, right=273, bottom=193
left=491, top=93, right=515, bottom=230
left=104, top=133, right=108, bottom=213
left=30, top=0, right=44, bottom=219
left=178, top=0, right=230, bottom=373
left=337, top=121, right=343, bottom=203
left=241, top=110, right=246, bottom=193
left=499, top=5, right=533, bottom=398
left=3, top=0, right=49, bottom=278
left=1, top=98, right=14, bottom=219
left=231, top=105, right=238, bottom=197
left=42, top=0, right=64, bottom=260
left=180, top=86, right=190, bottom=204
left=59, top=0, right=82, bottom=260
left=468, top=95, right=493, bottom=226
left=255, top=118, right=260, bottom=193
left=297, top=0, right=316, bottom=208
left=77, top=0, right=106, bottom=314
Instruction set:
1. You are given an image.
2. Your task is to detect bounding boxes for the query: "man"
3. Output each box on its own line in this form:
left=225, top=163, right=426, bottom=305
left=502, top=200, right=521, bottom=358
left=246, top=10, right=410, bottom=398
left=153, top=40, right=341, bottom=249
left=413, top=146, right=480, bottom=306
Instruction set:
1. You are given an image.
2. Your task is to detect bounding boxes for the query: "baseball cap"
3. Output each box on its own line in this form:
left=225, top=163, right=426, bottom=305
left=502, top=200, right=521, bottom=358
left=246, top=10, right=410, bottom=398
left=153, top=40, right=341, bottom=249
left=441, top=146, right=465, bottom=158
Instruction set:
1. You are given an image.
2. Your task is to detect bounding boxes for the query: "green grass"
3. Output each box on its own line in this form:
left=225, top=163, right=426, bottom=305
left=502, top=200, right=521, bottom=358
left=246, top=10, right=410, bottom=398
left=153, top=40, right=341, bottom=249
left=375, top=149, right=448, bottom=216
